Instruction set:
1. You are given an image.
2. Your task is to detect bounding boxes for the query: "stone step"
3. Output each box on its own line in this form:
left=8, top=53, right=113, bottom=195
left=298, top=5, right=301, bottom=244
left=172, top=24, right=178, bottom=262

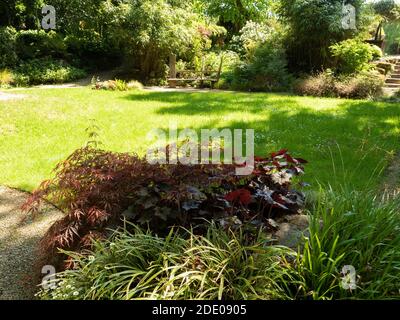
left=391, top=74, right=400, bottom=79
left=386, top=78, right=400, bottom=84
left=384, top=83, right=400, bottom=88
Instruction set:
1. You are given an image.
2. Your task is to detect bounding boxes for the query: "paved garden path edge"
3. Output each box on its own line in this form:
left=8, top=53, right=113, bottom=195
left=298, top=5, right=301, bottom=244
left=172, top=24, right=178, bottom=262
left=0, top=186, right=63, bottom=300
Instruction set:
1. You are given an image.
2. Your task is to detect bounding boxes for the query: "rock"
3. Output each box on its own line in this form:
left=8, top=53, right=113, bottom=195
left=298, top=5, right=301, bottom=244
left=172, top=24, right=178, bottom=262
left=273, top=215, right=310, bottom=249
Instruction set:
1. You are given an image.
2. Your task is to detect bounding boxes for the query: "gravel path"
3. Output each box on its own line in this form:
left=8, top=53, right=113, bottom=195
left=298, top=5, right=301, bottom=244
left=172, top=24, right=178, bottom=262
left=0, top=92, right=26, bottom=101
left=0, top=186, right=63, bottom=300
left=380, top=152, right=400, bottom=197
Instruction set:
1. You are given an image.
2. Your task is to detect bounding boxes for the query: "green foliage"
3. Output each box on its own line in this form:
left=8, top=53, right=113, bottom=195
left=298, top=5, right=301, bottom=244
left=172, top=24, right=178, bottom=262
left=196, top=50, right=239, bottom=75
left=285, top=188, right=400, bottom=299
left=14, top=58, right=87, bottom=85
left=1, top=0, right=44, bottom=28
left=229, top=20, right=278, bottom=57
left=37, top=223, right=293, bottom=300
left=124, top=0, right=224, bottom=81
left=224, top=40, right=292, bottom=91
left=115, top=79, right=127, bottom=91
left=64, top=31, right=123, bottom=70
left=218, top=18, right=291, bottom=91
left=370, top=44, right=384, bottom=60
left=277, top=0, right=372, bottom=72
left=330, top=39, right=382, bottom=74
left=202, top=0, right=272, bottom=35
left=372, top=0, right=400, bottom=21
left=16, top=30, right=67, bottom=60
left=0, top=27, right=18, bottom=69
left=383, top=21, right=400, bottom=54
left=335, top=71, right=385, bottom=99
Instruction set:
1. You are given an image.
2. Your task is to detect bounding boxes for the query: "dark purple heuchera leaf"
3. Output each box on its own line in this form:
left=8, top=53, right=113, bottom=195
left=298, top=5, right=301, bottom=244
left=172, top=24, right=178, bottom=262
left=225, top=189, right=252, bottom=206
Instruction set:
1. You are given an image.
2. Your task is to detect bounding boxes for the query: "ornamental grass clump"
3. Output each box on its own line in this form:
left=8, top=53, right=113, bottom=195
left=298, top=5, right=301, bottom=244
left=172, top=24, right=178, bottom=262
left=37, top=224, right=295, bottom=300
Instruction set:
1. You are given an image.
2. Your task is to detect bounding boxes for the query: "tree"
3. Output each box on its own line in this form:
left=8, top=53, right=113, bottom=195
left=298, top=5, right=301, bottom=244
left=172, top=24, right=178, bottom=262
left=122, top=0, right=224, bottom=80
left=277, top=0, right=371, bottom=72
left=0, top=0, right=44, bottom=29
left=202, top=0, right=272, bottom=35
left=372, top=0, right=400, bottom=21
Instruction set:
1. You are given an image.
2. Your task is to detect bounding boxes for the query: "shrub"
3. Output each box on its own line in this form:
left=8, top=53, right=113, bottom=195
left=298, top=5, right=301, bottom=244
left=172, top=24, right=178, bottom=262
left=92, top=79, right=133, bottom=91
left=229, top=21, right=274, bottom=57
left=15, top=58, right=87, bottom=85
left=294, top=70, right=384, bottom=99
left=127, top=80, right=144, bottom=90
left=370, top=44, right=384, bottom=60
left=226, top=42, right=292, bottom=91
left=198, top=51, right=240, bottom=74
left=0, top=27, right=18, bottom=69
left=335, top=71, right=384, bottom=99
left=64, top=31, right=122, bottom=70
left=293, top=71, right=337, bottom=97
left=23, top=147, right=307, bottom=269
left=36, top=224, right=294, bottom=300
left=16, top=30, right=67, bottom=60
left=0, top=69, right=14, bottom=87
left=115, top=79, right=127, bottom=91
left=330, top=39, right=382, bottom=75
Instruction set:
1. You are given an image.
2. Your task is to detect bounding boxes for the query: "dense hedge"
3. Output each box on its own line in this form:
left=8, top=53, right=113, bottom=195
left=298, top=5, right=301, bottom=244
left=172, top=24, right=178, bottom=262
left=14, top=58, right=87, bottom=85
left=0, top=27, right=18, bottom=69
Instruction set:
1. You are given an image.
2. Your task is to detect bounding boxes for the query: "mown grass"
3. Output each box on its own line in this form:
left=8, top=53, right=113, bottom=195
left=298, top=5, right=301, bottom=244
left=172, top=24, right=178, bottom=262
left=1, top=87, right=399, bottom=191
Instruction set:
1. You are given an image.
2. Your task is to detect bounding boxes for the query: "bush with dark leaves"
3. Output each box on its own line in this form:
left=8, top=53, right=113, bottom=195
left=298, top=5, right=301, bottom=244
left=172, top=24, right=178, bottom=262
left=24, top=147, right=307, bottom=269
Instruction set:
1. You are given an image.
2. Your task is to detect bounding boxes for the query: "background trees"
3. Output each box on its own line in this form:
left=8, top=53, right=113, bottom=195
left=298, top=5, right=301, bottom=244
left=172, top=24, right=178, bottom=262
left=122, top=0, right=223, bottom=80
left=277, top=0, right=375, bottom=72
left=201, top=0, right=273, bottom=36
left=1, top=0, right=399, bottom=90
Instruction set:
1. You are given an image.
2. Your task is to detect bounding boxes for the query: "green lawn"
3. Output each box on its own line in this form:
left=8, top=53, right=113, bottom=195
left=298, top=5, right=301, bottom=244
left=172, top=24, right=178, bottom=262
left=1, top=88, right=399, bottom=191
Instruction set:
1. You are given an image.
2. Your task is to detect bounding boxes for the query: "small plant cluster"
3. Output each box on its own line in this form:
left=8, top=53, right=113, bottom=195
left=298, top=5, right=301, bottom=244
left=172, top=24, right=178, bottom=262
left=91, top=78, right=143, bottom=91
left=23, top=147, right=307, bottom=268
left=330, top=39, right=383, bottom=75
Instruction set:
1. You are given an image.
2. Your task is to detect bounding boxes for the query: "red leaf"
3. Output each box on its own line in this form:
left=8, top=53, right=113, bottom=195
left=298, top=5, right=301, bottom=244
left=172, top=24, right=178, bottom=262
left=255, top=156, right=268, bottom=162
left=294, top=158, right=308, bottom=164
left=284, top=154, right=297, bottom=164
left=225, top=189, right=252, bottom=205
left=271, top=149, right=288, bottom=158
